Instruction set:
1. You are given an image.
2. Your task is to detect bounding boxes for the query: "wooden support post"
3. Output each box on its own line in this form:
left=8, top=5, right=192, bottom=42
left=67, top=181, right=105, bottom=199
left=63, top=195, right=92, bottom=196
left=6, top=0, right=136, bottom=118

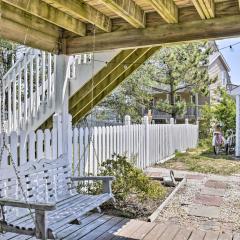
left=125, top=115, right=131, bottom=159
left=35, top=210, right=48, bottom=240
left=103, top=179, right=112, bottom=194
left=236, top=94, right=240, bottom=157
left=124, top=115, right=131, bottom=126
left=195, top=93, right=199, bottom=121
left=55, top=55, right=70, bottom=161
left=143, top=116, right=149, bottom=169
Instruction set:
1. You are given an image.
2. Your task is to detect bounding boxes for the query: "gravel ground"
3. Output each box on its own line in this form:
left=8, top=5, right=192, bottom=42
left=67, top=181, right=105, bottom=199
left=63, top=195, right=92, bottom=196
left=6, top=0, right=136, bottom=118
left=156, top=177, right=240, bottom=234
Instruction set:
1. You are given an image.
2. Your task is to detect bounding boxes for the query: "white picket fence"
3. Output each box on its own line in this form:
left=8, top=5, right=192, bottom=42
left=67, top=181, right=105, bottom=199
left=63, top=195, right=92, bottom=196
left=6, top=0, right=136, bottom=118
left=0, top=114, right=198, bottom=176
left=71, top=116, right=198, bottom=175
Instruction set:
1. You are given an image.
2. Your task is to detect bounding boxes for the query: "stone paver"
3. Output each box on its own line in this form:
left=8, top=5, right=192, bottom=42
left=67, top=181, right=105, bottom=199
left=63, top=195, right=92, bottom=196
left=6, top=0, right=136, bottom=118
left=153, top=167, right=240, bottom=234
left=200, top=187, right=226, bottom=197
left=188, top=205, right=220, bottom=219
left=205, top=180, right=227, bottom=189
left=194, top=194, right=223, bottom=207
left=193, top=194, right=223, bottom=207
left=186, top=174, right=205, bottom=180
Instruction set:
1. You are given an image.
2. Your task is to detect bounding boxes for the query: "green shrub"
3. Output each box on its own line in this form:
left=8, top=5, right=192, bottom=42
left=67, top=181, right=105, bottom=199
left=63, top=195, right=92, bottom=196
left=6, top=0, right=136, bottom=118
left=97, top=155, right=166, bottom=201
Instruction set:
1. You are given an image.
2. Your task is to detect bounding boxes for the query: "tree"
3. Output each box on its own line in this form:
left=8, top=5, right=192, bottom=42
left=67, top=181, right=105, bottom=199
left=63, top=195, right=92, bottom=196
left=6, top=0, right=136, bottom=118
left=199, top=104, right=215, bottom=139
left=99, top=64, right=156, bottom=123
left=97, top=42, right=216, bottom=122
left=0, top=39, right=17, bottom=75
left=214, top=88, right=236, bottom=134
left=199, top=89, right=236, bottom=139
left=154, top=42, right=216, bottom=119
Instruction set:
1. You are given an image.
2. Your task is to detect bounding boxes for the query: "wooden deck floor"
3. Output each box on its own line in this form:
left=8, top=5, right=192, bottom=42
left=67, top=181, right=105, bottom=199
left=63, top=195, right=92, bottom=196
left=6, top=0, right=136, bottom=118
left=1, top=213, right=239, bottom=240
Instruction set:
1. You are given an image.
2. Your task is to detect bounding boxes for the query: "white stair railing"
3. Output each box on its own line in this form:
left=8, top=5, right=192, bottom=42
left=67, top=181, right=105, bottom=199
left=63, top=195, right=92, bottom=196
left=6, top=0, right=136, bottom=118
left=1, top=48, right=93, bottom=133
left=1, top=48, right=56, bottom=133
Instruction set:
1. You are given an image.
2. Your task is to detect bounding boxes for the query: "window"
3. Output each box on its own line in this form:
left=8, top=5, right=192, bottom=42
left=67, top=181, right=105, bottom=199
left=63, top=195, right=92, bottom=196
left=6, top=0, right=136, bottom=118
left=221, top=71, right=226, bottom=86
left=175, top=95, right=181, bottom=102
left=191, top=95, right=196, bottom=104
left=166, top=94, right=169, bottom=103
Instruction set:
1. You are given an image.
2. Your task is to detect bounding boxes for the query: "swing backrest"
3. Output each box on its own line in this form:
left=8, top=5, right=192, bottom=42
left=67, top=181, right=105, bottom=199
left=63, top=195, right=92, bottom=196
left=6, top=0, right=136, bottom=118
left=0, top=156, right=73, bottom=221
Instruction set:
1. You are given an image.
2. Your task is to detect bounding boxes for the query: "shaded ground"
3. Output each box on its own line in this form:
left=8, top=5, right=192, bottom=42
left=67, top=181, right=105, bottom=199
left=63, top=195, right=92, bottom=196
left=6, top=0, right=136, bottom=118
left=101, top=181, right=174, bottom=221
left=156, top=146, right=240, bottom=176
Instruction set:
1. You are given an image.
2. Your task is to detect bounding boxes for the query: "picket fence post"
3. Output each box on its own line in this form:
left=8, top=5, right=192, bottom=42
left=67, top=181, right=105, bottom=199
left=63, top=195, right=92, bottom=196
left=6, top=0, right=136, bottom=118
left=143, top=116, right=149, bottom=169
left=124, top=115, right=131, bottom=159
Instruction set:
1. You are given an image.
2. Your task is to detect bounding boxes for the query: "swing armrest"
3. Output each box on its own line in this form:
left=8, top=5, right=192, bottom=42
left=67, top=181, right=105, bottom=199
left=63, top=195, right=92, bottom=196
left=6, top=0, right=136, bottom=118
left=71, top=176, right=115, bottom=181
left=0, top=198, right=56, bottom=211
left=71, top=176, right=115, bottom=194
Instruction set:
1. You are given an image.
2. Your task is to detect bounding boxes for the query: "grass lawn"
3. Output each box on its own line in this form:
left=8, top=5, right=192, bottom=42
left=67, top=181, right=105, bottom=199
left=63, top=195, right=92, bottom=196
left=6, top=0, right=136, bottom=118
left=157, top=145, right=240, bottom=176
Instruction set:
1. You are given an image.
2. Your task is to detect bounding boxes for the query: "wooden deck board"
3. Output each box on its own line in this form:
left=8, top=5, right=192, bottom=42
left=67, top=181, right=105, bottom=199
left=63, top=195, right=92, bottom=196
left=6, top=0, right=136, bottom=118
left=204, top=231, right=219, bottom=240
left=173, top=228, right=192, bottom=240
left=1, top=213, right=237, bottom=240
left=218, top=233, right=233, bottom=240
left=143, top=223, right=167, bottom=240
left=95, top=219, right=129, bottom=240
left=188, top=229, right=206, bottom=240
left=158, top=224, right=180, bottom=240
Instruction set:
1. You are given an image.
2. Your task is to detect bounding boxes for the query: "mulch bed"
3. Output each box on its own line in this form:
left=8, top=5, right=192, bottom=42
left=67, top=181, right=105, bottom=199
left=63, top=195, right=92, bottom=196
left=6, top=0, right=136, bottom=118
left=101, top=181, right=175, bottom=221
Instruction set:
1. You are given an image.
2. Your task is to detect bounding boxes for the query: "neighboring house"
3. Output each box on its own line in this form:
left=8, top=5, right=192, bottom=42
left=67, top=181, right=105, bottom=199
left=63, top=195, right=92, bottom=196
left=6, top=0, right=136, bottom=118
left=151, top=41, right=231, bottom=123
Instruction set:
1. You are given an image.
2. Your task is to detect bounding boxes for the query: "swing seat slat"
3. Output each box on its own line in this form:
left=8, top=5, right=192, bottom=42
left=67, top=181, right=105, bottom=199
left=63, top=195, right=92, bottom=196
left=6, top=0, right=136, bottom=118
left=0, top=156, right=115, bottom=239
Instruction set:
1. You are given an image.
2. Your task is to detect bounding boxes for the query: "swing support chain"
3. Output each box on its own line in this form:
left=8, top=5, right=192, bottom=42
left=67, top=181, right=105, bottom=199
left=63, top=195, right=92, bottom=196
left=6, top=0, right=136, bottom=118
left=0, top=47, right=43, bottom=238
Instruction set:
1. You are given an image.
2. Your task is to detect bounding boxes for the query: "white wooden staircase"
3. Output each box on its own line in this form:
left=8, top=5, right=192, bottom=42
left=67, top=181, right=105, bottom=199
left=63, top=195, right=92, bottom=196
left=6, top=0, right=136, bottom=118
left=2, top=47, right=159, bottom=133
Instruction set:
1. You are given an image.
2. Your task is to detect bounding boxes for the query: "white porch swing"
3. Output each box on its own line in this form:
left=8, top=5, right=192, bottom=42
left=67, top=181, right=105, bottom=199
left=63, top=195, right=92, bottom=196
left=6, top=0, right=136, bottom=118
left=0, top=26, right=115, bottom=240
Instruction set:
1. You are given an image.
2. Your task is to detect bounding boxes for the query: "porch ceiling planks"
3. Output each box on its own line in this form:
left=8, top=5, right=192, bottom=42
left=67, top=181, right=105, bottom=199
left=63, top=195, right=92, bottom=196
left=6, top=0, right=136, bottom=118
left=192, top=0, right=215, bottom=19
left=0, top=0, right=240, bottom=53
left=2, top=0, right=86, bottom=36
left=98, top=0, right=146, bottom=28
left=147, top=0, right=178, bottom=23
left=41, top=0, right=112, bottom=32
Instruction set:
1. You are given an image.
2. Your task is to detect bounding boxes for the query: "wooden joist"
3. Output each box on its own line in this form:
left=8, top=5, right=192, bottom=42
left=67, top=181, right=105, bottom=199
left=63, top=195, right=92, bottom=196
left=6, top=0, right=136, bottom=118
left=0, top=6, right=59, bottom=53
left=66, top=14, right=240, bottom=54
left=98, top=0, right=145, bottom=28
left=147, top=0, right=178, bottom=23
left=192, top=0, right=215, bottom=19
left=41, top=0, right=112, bottom=32
left=2, top=0, right=86, bottom=36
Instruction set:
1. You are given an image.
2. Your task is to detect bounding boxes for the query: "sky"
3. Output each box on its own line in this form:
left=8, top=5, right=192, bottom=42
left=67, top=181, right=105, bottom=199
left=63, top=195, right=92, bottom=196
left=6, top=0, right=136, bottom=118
left=216, top=38, right=240, bottom=85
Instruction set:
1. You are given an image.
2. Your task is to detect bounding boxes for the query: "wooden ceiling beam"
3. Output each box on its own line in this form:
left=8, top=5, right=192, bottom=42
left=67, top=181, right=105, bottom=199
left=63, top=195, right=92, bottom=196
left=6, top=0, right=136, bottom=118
left=192, top=0, right=215, bottom=19
left=1, top=18, right=59, bottom=53
left=2, top=0, right=86, bottom=36
left=66, top=14, right=240, bottom=54
left=147, top=0, right=178, bottom=23
left=0, top=2, right=59, bottom=52
left=41, top=0, right=112, bottom=32
left=98, top=0, right=145, bottom=28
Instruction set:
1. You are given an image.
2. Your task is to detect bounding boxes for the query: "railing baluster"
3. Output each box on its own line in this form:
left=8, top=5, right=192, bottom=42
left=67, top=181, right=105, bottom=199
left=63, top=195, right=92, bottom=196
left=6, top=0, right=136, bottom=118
left=47, top=53, right=52, bottom=106
left=24, top=57, right=28, bottom=127
left=36, top=53, right=40, bottom=119
left=30, top=57, right=34, bottom=121
left=7, top=76, right=12, bottom=132
left=42, top=51, right=46, bottom=110
left=12, top=69, right=17, bottom=131
left=18, top=65, right=22, bottom=130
